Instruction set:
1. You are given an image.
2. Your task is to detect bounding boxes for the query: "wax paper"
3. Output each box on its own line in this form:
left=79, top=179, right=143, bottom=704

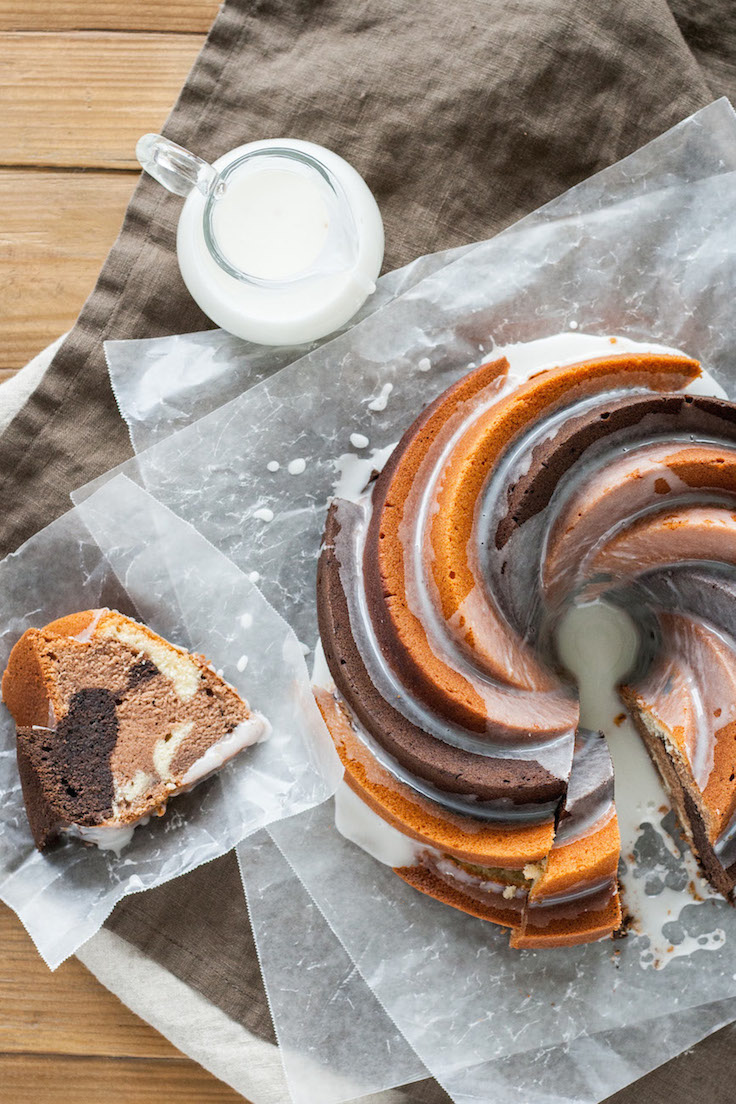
left=240, top=824, right=736, bottom=1104
left=95, top=98, right=736, bottom=1102
left=267, top=801, right=734, bottom=1104
left=0, top=474, right=341, bottom=969
left=106, top=244, right=471, bottom=455
left=238, top=830, right=428, bottom=1104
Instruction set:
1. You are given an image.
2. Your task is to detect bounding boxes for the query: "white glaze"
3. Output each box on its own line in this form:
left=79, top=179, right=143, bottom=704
left=367, top=382, right=394, bottom=412
left=557, top=600, right=724, bottom=968
left=180, top=712, right=270, bottom=786
left=67, top=820, right=146, bottom=855
left=494, top=332, right=697, bottom=390
left=71, top=608, right=105, bottom=643
left=331, top=442, right=396, bottom=502
left=334, top=779, right=427, bottom=868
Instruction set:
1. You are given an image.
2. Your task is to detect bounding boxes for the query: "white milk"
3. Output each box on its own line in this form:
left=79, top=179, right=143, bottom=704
left=177, top=139, right=384, bottom=345
left=210, top=167, right=331, bottom=282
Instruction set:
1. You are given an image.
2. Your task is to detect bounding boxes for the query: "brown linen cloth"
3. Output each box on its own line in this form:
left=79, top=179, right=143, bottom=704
left=2, top=1, right=736, bottom=1099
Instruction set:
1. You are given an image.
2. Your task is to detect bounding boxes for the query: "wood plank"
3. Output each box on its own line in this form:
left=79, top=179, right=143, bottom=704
left=0, top=12, right=254, bottom=1102
left=0, top=32, right=205, bottom=170
left=0, top=0, right=221, bottom=33
left=0, top=1054, right=245, bottom=1103
left=0, top=169, right=139, bottom=372
left=0, top=903, right=178, bottom=1058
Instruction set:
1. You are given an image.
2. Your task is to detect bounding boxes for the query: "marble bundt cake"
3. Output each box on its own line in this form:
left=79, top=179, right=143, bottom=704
left=316, top=340, right=736, bottom=947
left=3, top=609, right=267, bottom=851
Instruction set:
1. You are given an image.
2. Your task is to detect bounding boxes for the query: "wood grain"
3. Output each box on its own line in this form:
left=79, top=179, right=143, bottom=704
left=0, top=903, right=177, bottom=1058
left=0, top=901, right=249, bottom=1100
left=0, top=3, right=256, bottom=1099
left=1, top=1054, right=244, bottom=1103
left=0, top=0, right=221, bottom=32
left=0, top=32, right=205, bottom=169
left=0, top=169, right=138, bottom=372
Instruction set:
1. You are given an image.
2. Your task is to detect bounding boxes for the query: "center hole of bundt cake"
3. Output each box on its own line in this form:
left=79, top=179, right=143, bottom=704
left=556, top=600, right=641, bottom=731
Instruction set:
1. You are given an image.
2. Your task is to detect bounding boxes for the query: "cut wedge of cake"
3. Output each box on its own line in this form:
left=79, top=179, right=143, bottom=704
left=2, top=609, right=268, bottom=851
left=621, top=612, right=736, bottom=898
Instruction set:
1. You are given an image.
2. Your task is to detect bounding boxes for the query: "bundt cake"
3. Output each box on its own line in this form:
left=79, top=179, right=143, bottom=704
left=315, top=339, right=736, bottom=947
left=3, top=609, right=268, bottom=851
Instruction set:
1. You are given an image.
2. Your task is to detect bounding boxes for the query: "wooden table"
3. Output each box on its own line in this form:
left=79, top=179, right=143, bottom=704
left=0, top=2, right=250, bottom=1099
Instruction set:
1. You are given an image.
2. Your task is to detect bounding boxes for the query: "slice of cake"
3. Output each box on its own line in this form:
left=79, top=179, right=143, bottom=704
left=2, top=609, right=268, bottom=852
left=509, top=731, right=621, bottom=949
left=621, top=612, right=736, bottom=898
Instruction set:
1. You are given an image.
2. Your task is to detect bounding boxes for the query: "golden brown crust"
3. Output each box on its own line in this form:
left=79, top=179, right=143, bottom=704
left=315, top=687, right=555, bottom=867
left=365, top=357, right=511, bottom=729
left=393, top=864, right=522, bottom=930
left=2, top=628, right=51, bottom=727
left=318, top=684, right=623, bottom=945
left=44, top=611, right=98, bottom=638
left=530, top=813, right=620, bottom=901
left=3, top=612, right=99, bottom=728
left=509, top=894, right=622, bottom=949
left=430, top=354, right=700, bottom=640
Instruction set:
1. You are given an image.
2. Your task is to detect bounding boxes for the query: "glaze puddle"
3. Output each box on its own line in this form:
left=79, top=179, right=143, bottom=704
left=557, top=600, right=725, bottom=969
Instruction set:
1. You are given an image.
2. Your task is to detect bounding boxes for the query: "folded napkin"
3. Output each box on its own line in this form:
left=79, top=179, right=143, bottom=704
left=1, top=1, right=735, bottom=1099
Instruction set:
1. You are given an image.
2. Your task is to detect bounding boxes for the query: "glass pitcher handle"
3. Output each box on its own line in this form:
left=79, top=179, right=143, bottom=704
left=136, top=133, right=223, bottom=199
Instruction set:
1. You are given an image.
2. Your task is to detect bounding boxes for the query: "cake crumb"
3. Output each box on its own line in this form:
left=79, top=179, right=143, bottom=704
left=614, top=712, right=627, bottom=726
